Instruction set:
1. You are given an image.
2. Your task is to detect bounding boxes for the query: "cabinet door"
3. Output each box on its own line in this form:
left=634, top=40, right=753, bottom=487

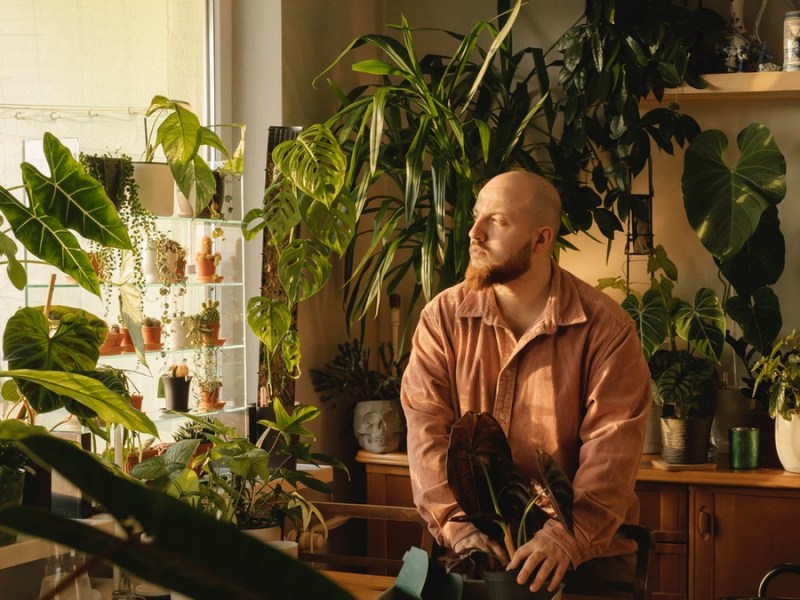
left=690, top=486, right=800, bottom=599
left=636, top=482, right=688, bottom=600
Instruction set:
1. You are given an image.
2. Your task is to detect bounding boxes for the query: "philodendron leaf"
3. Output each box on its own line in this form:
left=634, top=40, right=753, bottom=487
left=0, top=370, right=157, bottom=436
left=725, top=287, right=782, bottom=356
left=682, top=123, right=786, bottom=261
left=0, top=423, right=353, bottom=600
left=21, top=132, right=132, bottom=250
left=0, top=187, right=101, bottom=297
left=272, top=124, right=347, bottom=208
left=622, top=289, right=668, bottom=361
left=534, top=449, right=574, bottom=534
left=246, top=296, right=291, bottom=356
left=278, top=239, right=332, bottom=305
left=717, top=205, right=784, bottom=300
left=170, top=154, right=218, bottom=216
left=671, top=288, right=725, bottom=362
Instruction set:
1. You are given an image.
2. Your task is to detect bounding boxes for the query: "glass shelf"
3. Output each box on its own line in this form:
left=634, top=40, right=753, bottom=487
left=98, top=343, right=245, bottom=360
left=156, top=215, right=243, bottom=227
left=26, top=280, right=244, bottom=289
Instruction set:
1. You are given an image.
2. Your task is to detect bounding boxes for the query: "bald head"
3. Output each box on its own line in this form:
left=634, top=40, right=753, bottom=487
left=479, top=171, right=562, bottom=243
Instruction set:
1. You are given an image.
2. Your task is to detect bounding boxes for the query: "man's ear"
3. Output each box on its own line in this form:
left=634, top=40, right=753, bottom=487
left=532, top=226, right=555, bottom=254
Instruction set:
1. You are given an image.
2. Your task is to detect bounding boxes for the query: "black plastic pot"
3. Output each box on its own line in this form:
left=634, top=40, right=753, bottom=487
left=482, top=570, right=561, bottom=600
left=660, top=416, right=713, bottom=464
left=162, top=376, right=192, bottom=412
left=0, top=467, right=25, bottom=546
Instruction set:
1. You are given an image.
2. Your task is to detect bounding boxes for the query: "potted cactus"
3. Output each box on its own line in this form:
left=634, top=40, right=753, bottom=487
left=162, top=362, right=192, bottom=412
left=141, top=316, right=163, bottom=349
left=193, top=300, right=221, bottom=345
left=195, top=235, right=221, bottom=283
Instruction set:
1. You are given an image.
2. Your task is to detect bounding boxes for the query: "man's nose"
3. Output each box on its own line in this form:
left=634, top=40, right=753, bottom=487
left=468, top=218, right=484, bottom=242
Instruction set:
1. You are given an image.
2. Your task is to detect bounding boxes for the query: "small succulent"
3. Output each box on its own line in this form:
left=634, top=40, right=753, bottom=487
left=199, top=300, right=220, bottom=327
left=196, top=235, right=221, bottom=267
left=166, top=363, right=190, bottom=378
left=142, top=316, right=162, bottom=328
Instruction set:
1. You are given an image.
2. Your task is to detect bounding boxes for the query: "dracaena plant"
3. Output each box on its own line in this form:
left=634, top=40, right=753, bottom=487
left=243, top=0, right=554, bottom=347
left=444, top=411, right=574, bottom=575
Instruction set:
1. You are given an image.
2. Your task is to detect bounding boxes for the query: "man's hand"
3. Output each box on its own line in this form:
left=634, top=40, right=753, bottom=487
left=506, top=532, right=571, bottom=592
left=452, top=531, right=508, bottom=562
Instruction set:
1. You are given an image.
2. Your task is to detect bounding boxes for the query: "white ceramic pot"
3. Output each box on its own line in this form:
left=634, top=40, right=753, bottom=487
left=166, top=316, right=192, bottom=350
left=775, top=413, right=800, bottom=473
left=242, top=525, right=282, bottom=544
left=142, top=240, right=159, bottom=284
left=133, top=162, right=174, bottom=216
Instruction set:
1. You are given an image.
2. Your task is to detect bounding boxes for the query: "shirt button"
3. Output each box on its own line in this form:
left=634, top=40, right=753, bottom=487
left=498, top=413, right=506, bottom=421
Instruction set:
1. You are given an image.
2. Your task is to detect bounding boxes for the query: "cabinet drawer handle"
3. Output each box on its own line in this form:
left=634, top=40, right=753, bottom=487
left=697, top=509, right=711, bottom=538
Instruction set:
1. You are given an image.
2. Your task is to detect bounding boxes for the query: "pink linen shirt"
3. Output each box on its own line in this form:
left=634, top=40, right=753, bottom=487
left=400, top=260, right=651, bottom=567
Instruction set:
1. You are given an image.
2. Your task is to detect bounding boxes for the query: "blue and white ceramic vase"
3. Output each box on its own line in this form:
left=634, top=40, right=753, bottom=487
left=719, top=0, right=762, bottom=72
left=784, top=11, right=800, bottom=71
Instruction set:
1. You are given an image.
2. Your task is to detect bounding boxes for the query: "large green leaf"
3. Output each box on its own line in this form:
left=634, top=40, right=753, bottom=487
left=300, top=191, right=357, bottom=256
left=170, top=154, right=219, bottom=216
left=717, top=205, right=784, bottom=300
left=149, top=96, right=203, bottom=164
left=725, top=287, right=782, bottom=356
left=0, top=423, right=353, bottom=600
left=4, top=306, right=105, bottom=413
left=671, top=288, right=725, bottom=362
left=0, top=187, right=101, bottom=297
left=0, top=229, right=26, bottom=289
left=0, top=370, right=156, bottom=436
left=246, top=297, right=292, bottom=357
left=277, top=239, right=332, bottom=305
left=21, top=132, right=131, bottom=251
left=273, top=125, right=347, bottom=208
left=622, top=289, right=668, bottom=361
left=682, top=124, right=786, bottom=261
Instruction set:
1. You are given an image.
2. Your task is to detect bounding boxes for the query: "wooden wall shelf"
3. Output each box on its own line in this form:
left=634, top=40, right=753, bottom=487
left=643, top=71, right=800, bottom=104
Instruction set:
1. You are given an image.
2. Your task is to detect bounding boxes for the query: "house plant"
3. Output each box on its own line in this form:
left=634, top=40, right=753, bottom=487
left=0, top=421, right=355, bottom=600
left=162, top=362, right=192, bottom=412
left=195, top=234, right=222, bottom=283
left=612, top=245, right=725, bottom=464
left=143, top=95, right=245, bottom=217
left=443, top=411, right=573, bottom=599
left=311, top=339, right=405, bottom=453
left=131, top=404, right=347, bottom=537
left=752, top=330, right=800, bottom=472
left=141, top=316, right=162, bottom=348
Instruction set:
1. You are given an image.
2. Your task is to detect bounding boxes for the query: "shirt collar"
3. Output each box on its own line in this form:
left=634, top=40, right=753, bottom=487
left=456, top=259, right=588, bottom=332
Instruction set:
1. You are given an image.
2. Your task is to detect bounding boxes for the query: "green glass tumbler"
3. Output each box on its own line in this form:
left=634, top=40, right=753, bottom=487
left=729, top=427, right=760, bottom=470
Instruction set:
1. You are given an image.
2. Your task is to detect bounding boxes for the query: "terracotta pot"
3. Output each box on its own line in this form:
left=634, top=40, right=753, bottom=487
left=100, top=331, right=123, bottom=354
left=202, top=323, right=221, bottom=345
left=120, top=328, right=134, bottom=352
left=141, top=325, right=162, bottom=347
left=199, top=389, right=221, bottom=413
left=195, top=257, right=217, bottom=282
left=130, top=394, right=144, bottom=412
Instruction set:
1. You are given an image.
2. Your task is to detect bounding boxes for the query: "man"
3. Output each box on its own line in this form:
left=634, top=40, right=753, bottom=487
left=401, top=171, right=651, bottom=593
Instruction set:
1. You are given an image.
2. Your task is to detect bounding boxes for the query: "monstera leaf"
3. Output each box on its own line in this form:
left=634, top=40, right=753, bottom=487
left=277, top=239, right=332, bottom=305
left=246, top=296, right=292, bottom=357
left=682, top=124, right=785, bottom=262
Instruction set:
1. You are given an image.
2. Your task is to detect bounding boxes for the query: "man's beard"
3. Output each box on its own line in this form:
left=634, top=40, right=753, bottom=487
left=464, top=239, right=532, bottom=291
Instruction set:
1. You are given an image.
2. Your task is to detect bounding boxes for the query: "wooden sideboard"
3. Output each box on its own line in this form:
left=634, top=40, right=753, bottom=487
left=356, top=451, right=800, bottom=599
